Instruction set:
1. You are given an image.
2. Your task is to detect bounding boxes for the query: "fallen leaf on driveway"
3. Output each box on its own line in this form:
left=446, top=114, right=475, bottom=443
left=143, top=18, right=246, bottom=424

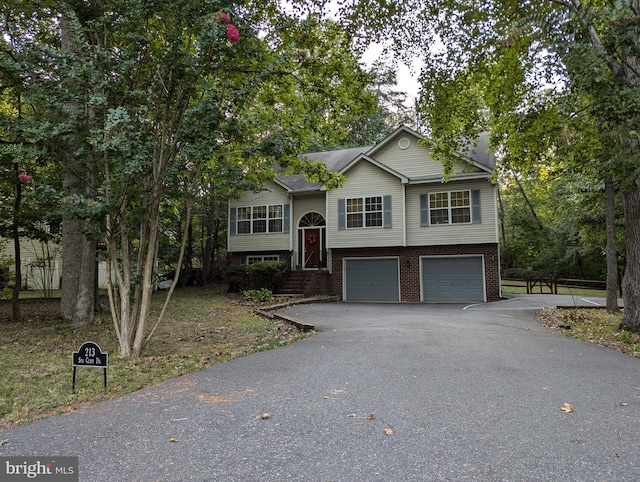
left=347, top=413, right=357, bottom=418
left=169, top=437, right=179, bottom=443
left=260, top=413, right=271, bottom=419
left=368, top=412, right=375, bottom=420
left=196, top=394, right=234, bottom=403
left=384, top=427, right=394, bottom=435
left=561, top=403, right=574, bottom=413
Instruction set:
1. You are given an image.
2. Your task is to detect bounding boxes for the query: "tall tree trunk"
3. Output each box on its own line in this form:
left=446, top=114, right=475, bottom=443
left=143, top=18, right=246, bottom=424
left=201, top=193, right=215, bottom=286
left=621, top=186, right=640, bottom=330
left=201, top=223, right=213, bottom=285
left=11, top=163, right=22, bottom=322
left=59, top=14, right=97, bottom=327
left=213, top=216, right=221, bottom=276
left=131, top=186, right=162, bottom=359
left=60, top=174, right=97, bottom=326
left=604, top=174, right=619, bottom=312
left=106, top=199, right=134, bottom=358
left=513, top=173, right=547, bottom=236
left=187, top=215, right=193, bottom=284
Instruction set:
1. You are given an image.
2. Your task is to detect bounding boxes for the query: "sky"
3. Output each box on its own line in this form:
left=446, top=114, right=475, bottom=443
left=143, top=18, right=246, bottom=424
left=288, top=0, right=423, bottom=106
left=359, top=42, right=422, bottom=106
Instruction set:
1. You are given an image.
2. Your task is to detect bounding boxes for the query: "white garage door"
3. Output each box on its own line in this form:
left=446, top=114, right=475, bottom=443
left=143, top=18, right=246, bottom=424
left=344, top=258, right=400, bottom=302
left=421, top=256, right=485, bottom=302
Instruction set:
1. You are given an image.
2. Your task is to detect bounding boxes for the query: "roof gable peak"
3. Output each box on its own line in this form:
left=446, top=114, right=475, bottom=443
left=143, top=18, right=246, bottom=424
left=365, top=125, right=425, bottom=157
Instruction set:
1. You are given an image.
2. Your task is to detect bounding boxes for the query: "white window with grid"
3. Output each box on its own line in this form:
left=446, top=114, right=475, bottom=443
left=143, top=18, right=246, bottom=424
left=429, top=191, right=471, bottom=225
left=236, top=204, right=284, bottom=234
left=237, top=207, right=251, bottom=234
left=346, top=196, right=383, bottom=228
left=268, top=205, right=283, bottom=233
left=246, top=255, right=280, bottom=265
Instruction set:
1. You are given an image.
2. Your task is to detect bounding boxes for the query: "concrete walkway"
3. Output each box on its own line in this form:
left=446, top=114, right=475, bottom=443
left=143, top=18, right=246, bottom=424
left=1, top=296, right=639, bottom=481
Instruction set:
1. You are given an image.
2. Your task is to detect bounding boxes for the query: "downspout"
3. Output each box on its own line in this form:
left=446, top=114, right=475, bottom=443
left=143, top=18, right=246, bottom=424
left=288, top=193, right=294, bottom=269
left=403, top=183, right=407, bottom=247
left=227, top=200, right=231, bottom=261
left=325, top=190, right=331, bottom=273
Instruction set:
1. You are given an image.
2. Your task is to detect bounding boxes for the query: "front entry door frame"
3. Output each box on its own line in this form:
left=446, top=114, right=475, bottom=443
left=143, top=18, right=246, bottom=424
left=298, top=212, right=326, bottom=269
left=302, top=228, right=322, bottom=269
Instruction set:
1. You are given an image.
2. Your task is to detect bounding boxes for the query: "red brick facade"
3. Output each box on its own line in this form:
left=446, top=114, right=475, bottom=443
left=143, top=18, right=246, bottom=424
left=329, top=244, right=501, bottom=302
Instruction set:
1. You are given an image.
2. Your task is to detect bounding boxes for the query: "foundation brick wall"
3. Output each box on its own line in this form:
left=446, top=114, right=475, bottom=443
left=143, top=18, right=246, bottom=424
left=304, top=270, right=331, bottom=298
left=329, top=244, right=501, bottom=302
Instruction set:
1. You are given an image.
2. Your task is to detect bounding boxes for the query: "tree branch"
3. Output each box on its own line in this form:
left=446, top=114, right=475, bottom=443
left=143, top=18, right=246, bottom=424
left=569, top=0, right=623, bottom=77
left=547, top=0, right=572, bottom=9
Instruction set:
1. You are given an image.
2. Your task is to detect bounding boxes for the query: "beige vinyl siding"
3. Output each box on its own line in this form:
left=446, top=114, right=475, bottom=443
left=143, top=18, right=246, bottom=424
left=292, top=194, right=326, bottom=227
left=228, top=180, right=291, bottom=252
left=229, top=232, right=290, bottom=252
left=372, top=133, right=481, bottom=179
left=406, top=180, right=498, bottom=246
left=229, top=180, right=289, bottom=207
left=2, top=238, right=60, bottom=262
left=1, top=238, right=63, bottom=290
left=327, top=161, right=404, bottom=248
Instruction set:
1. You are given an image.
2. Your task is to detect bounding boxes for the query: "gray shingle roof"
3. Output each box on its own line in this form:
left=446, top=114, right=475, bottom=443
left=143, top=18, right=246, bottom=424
left=274, top=127, right=495, bottom=193
left=458, top=132, right=496, bottom=170
left=303, top=146, right=373, bottom=171
left=276, top=146, right=371, bottom=192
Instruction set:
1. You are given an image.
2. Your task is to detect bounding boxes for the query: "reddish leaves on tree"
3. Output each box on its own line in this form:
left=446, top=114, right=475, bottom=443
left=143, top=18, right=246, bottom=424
left=226, top=24, right=240, bottom=43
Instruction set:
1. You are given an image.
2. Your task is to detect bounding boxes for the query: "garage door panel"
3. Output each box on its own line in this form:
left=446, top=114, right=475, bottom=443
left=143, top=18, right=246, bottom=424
left=421, top=257, right=484, bottom=303
left=345, top=258, right=399, bottom=302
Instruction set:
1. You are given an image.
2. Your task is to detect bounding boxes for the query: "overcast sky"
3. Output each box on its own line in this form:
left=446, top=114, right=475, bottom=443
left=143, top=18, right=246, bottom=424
left=360, top=43, right=422, bottom=106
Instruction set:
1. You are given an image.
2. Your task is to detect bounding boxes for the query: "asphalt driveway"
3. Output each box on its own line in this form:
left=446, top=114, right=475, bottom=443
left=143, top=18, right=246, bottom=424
left=1, top=296, right=639, bottom=481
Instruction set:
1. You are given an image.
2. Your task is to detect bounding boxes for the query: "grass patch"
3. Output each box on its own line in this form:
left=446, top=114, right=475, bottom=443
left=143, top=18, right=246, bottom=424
left=537, top=308, right=640, bottom=358
left=0, top=286, right=310, bottom=430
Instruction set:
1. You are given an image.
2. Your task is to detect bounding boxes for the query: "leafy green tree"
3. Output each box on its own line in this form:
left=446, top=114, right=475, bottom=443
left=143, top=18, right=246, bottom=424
left=2, top=1, right=378, bottom=358
left=499, top=164, right=623, bottom=282
left=0, top=19, right=63, bottom=318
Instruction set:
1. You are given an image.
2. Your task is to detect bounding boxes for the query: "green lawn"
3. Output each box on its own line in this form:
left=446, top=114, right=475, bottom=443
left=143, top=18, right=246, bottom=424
left=0, top=286, right=309, bottom=430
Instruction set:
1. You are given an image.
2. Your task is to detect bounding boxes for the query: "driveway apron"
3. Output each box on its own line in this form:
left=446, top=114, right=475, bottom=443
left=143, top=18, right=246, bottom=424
left=1, top=298, right=640, bottom=481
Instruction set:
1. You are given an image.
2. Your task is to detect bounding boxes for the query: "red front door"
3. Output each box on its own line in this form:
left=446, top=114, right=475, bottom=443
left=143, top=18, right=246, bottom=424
left=303, top=228, right=321, bottom=268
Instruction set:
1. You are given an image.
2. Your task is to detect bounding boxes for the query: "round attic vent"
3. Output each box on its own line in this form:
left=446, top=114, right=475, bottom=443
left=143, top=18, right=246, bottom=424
left=398, top=137, right=410, bottom=150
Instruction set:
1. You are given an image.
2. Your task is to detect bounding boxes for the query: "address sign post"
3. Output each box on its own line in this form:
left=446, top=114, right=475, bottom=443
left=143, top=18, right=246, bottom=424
left=72, top=341, right=108, bottom=394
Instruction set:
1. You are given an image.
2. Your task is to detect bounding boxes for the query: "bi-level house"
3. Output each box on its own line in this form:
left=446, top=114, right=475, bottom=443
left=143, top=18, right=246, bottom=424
left=228, top=126, right=501, bottom=302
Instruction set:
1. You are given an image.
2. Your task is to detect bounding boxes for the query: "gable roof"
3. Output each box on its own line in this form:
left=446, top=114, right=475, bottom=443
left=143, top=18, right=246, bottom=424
left=364, top=125, right=423, bottom=158
left=337, top=154, right=409, bottom=184
left=275, top=126, right=495, bottom=193
left=368, top=125, right=495, bottom=171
